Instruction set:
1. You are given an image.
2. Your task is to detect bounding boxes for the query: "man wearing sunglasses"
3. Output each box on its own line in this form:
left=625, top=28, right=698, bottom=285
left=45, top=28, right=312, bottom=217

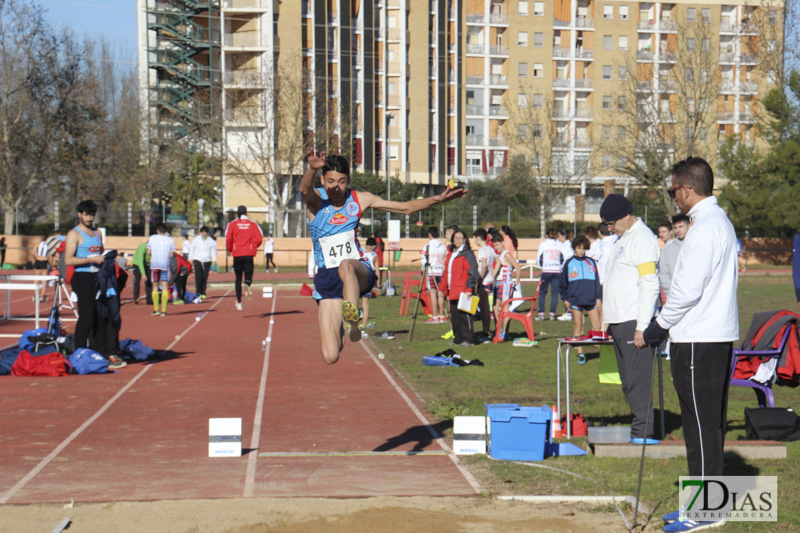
left=600, top=193, right=660, bottom=444
left=643, top=157, right=739, bottom=532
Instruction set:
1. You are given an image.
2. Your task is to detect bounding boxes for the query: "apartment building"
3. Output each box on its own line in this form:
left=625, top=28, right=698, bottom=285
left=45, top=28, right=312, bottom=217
left=138, top=0, right=783, bottom=221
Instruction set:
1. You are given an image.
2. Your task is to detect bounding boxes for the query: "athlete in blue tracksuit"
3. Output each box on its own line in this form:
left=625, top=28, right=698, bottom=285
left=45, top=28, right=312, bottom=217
left=559, top=235, right=603, bottom=348
left=300, top=151, right=467, bottom=365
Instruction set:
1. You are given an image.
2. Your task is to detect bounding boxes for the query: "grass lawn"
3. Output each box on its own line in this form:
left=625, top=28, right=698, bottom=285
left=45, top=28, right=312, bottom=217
left=365, top=274, right=800, bottom=532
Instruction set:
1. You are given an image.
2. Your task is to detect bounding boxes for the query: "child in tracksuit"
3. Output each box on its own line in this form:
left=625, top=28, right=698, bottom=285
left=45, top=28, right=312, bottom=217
left=559, top=235, right=602, bottom=363
left=169, top=253, right=193, bottom=304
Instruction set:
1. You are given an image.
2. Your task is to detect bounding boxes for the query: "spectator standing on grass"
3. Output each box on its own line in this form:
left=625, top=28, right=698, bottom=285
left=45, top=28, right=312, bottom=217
left=536, top=228, right=564, bottom=321
left=473, top=228, right=496, bottom=342
left=440, top=229, right=481, bottom=347
left=600, top=193, right=660, bottom=444
left=657, top=220, right=674, bottom=251
left=560, top=235, right=603, bottom=363
left=658, top=214, right=690, bottom=305
left=421, top=226, right=448, bottom=324
left=132, top=241, right=152, bottom=305
left=0, top=236, right=6, bottom=267
left=64, top=200, right=125, bottom=369
left=643, top=157, right=739, bottom=532
left=189, top=226, right=216, bottom=300
left=555, top=229, right=575, bottom=321
left=492, top=232, right=521, bottom=341
left=264, top=234, right=278, bottom=273
left=225, top=206, right=263, bottom=311
left=147, top=223, right=175, bottom=317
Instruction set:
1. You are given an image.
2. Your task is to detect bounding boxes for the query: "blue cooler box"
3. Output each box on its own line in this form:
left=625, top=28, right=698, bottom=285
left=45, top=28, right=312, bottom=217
left=485, top=403, right=552, bottom=461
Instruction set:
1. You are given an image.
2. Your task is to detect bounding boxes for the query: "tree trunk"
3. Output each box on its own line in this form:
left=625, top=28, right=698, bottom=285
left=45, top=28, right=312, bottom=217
left=4, top=210, right=14, bottom=236
left=274, top=205, right=288, bottom=237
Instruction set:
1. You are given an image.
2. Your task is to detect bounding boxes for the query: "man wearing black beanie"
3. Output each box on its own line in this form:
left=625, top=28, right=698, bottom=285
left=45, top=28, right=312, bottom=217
left=600, top=193, right=660, bottom=444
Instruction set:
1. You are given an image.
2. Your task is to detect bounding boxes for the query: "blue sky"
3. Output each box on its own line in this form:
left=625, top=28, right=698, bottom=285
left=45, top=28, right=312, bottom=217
left=40, top=0, right=137, bottom=66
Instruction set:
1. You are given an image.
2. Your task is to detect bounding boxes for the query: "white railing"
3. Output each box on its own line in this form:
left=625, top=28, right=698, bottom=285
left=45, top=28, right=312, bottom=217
left=574, top=78, right=593, bottom=88
left=574, top=109, right=593, bottom=119
left=489, top=75, right=508, bottom=85
left=638, top=20, right=656, bottom=30
left=637, top=50, right=654, bottom=60
left=465, top=104, right=486, bottom=115
left=489, top=105, right=508, bottom=116
left=553, top=47, right=571, bottom=58
left=719, top=51, right=735, bottom=62
left=465, top=134, right=485, bottom=145
left=489, top=45, right=509, bottom=56
left=740, top=81, right=758, bottom=93
left=466, top=75, right=485, bottom=85
left=553, top=78, right=571, bottom=88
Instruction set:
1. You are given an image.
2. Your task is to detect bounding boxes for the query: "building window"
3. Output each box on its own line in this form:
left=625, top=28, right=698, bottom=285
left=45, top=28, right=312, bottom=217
left=533, top=93, right=543, bottom=108
left=517, top=124, right=528, bottom=139
left=699, top=127, right=708, bottom=141
left=701, top=8, right=711, bottom=23
left=389, top=144, right=399, bottom=160
left=701, top=38, right=710, bottom=52
left=619, top=35, right=628, bottom=50
left=700, top=98, right=709, bottom=112
left=534, top=1, right=544, bottom=16
left=603, top=65, right=612, bottom=80
left=534, top=32, right=543, bottom=47
left=603, top=5, right=613, bottom=19
left=770, top=10, right=778, bottom=24
left=617, top=126, right=626, bottom=140
left=604, top=35, right=612, bottom=50
left=388, top=81, right=396, bottom=94
left=518, top=93, right=528, bottom=108
left=686, top=38, right=695, bottom=52
left=701, top=69, right=709, bottom=83
left=519, top=0, right=528, bottom=15
left=618, top=65, right=627, bottom=80
left=602, top=95, right=612, bottom=109
left=534, top=63, right=543, bottom=77
left=687, top=8, right=696, bottom=22
left=619, top=5, right=628, bottom=20
left=685, top=68, right=694, bottom=82
left=518, top=62, right=528, bottom=77
left=518, top=32, right=528, bottom=46
left=602, top=155, right=611, bottom=169
left=768, top=40, right=777, bottom=53
left=618, top=95, right=626, bottom=109
left=617, top=156, right=626, bottom=167
left=602, top=126, right=611, bottom=140
left=533, top=124, right=542, bottom=138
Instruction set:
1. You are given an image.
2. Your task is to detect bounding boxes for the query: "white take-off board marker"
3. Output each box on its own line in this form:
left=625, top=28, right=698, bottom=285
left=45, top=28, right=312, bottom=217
left=209, top=418, right=242, bottom=457
left=262, top=286, right=273, bottom=298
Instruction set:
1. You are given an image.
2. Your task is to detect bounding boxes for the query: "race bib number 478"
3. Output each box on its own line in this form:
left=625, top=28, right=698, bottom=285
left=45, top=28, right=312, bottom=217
left=320, top=230, right=360, bottom=269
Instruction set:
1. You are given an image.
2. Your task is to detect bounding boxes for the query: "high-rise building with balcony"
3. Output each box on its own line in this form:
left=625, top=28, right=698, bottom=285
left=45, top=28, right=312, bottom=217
left=138, top=0, right=783, bottom=223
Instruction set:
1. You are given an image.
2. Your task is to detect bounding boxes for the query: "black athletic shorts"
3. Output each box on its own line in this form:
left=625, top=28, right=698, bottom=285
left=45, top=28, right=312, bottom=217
left=34, top=260, right=49, bottom=270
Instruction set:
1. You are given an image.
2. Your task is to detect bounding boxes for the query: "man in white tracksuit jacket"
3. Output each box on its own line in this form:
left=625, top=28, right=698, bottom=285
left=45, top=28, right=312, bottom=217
left=600, top=194, right=660, bottom=442
left=644, top=157, right=738, bottom=532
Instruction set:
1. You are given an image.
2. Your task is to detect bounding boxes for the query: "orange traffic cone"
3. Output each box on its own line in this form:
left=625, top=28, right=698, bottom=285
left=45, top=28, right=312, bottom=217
left=551, top=405, right=563, bottom=439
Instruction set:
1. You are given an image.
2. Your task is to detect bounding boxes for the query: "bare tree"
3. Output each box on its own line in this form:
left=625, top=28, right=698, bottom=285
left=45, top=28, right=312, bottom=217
left=0, top=0, right=86, bottom=234
left=600, top=17, right=718, bottom=212
left=223, top=63, right=348, bottom=236
left=507, top=87, right=592, bottom=236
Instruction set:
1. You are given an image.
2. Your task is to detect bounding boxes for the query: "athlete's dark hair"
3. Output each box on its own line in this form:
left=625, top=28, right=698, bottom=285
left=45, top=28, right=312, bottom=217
left=572, top=234, right=590, bottom=250
left=76, top=200, right=97, bottom=215
left=428, top=226, right=439, bottom=238
left=502, top=225, right=518, bottom=250
left=365, top=237, right=377, bottom=246
left=451, top=229, right=471, bottom=250
left=583, top=226, right=599, bottom=241
left=598, top=224, right=612, bottom=237
left=473, top=228, right=487, bottom=241
left=491, top=232, right=504, bottom=244
left=658, top=220, right=673, bottom=231
left=671, top=214, right=690, bottom=225
left=545, top=228, right=557, bottom=239
left=321, top=155, right=350, bottom=177
left=671, top=156, right=713, bottom=196
left=200, top=226, right=210, bottom=233
left=156, top=223, right=167, bottom=234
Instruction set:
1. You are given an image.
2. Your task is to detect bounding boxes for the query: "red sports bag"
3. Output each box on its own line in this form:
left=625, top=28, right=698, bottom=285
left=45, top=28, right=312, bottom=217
left=10, top=350, right=72, bottom=377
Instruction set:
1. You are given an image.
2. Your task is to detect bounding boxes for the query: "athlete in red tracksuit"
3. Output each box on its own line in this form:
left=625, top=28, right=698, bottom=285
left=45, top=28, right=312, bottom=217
left=225, top=206, right=263, bottom=309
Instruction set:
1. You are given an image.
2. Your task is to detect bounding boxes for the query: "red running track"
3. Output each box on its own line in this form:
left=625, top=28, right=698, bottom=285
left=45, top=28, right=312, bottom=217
left=0, top=287, right=478, bottom=504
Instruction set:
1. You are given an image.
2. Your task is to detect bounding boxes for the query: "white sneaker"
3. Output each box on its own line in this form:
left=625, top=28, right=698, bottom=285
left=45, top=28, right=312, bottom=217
left=244, top=285, right=252, bottom=300
left=556, top=312, right=573, bottom=321
left=235, top=302, right=243, bottom=311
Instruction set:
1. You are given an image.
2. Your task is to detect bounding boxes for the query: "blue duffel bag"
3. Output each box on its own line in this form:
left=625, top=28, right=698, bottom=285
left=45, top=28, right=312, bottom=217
left=69, top=348, right=109, bottom=375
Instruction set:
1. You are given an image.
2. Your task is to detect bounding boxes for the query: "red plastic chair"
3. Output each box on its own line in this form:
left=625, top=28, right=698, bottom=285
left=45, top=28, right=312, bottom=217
left=493, top=280, right=541, bottom=343
left=398, top=272, right=432, bottom=316
left=729, top=326, right=791, bottom=408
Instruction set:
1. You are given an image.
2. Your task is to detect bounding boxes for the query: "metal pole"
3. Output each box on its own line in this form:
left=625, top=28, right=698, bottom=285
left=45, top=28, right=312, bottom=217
left=507, top=205, right=511, bottom=227
left=127, top=202, right=132, bottom=237
left=54, top=200, right=59, bottom=233
left=440, top=203, right=444, bottom=235
left=473, top=205, right=477, bottom=233
left=405, top=214, right=409, bottom=238
left=15, top=205, right=19, bottom=235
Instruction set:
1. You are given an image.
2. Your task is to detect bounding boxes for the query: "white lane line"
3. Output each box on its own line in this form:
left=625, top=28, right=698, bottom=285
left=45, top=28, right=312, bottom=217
left=0, top=290, right=231, bottom=505
left=358, top=341, right=483, bottom=494
left=244, top=289, right=278, bottom=498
